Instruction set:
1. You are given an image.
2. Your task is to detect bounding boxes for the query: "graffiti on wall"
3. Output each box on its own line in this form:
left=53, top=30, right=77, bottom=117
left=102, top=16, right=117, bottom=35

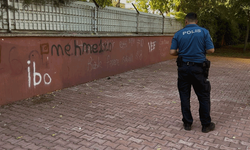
left=27, top=60, right=52, bottom=88
left=0, top=36, right=174, bottom=105
left=148, top=41, right=157, bottom=52
left=48, top=40, right=113, bottom=57
left=0, top=39, right=115, bottom=89
left=0, top=37, right=171, bottom=90
left=107, top=55, right=119, bottom=68
left=88, top=57, right=102, bottom=71
left=159, top=39, right=170, bottom=57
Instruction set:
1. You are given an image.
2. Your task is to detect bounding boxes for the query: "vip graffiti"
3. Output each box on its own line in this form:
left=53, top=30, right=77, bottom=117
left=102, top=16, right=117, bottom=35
left=47, top=40, right=112, bottom=57
left=27, top=60, right=52, bottom=88
left=148, top=41, right=156, bottom=52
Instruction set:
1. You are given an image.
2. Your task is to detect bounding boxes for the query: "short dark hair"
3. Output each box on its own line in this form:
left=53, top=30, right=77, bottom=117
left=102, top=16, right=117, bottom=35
left=185, top=12, right=197, bottom=22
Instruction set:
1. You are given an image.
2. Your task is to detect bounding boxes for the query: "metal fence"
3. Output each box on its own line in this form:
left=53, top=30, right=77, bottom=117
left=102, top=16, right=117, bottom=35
left=0, top=0, right=183, bottom=34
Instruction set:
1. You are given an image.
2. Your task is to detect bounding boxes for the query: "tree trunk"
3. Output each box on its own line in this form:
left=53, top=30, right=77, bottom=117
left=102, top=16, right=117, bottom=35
left=221, top=34, right=225, bottom=46
left=116, top=0, right=120, bottom=7
left=244, top=10, right=250, bottom=52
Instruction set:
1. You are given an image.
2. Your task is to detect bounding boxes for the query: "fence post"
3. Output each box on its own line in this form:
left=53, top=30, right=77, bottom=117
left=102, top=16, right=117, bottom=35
left=159, top=10, right=164, bottom=34
left=94, top=7, right=98, bottom=34
left=132, top=3, right=139, bottom=34
left=6, top=0, right=11, bottom=32
left=92, top=0, right=99, bottom=34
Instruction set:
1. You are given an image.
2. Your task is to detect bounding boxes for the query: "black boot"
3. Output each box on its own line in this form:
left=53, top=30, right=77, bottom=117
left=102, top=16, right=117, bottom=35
left=183, top=123, right=192, bottom=131
left=202, top=122, right=215, bottom=133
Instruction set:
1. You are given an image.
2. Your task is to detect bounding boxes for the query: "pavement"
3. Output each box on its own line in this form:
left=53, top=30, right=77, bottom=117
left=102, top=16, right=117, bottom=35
left=0, top=56, right=250, bottom=150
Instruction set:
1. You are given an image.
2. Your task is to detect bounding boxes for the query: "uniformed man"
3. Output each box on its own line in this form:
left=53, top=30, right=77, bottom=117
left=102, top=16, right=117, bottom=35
left=170, top=12, right=215, bottom=133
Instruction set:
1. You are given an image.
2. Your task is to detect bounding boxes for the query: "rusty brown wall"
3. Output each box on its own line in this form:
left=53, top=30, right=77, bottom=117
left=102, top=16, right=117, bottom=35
left=0, top=36, right=174, bottom=105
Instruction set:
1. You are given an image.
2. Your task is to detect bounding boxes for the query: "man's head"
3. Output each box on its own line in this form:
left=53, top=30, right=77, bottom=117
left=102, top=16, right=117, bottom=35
left=185, top=12, right=198, bottom=25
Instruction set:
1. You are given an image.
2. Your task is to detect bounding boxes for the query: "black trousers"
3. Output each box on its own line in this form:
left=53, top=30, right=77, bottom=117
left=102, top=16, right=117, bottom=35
left=178, top=63, right=211, bottom=126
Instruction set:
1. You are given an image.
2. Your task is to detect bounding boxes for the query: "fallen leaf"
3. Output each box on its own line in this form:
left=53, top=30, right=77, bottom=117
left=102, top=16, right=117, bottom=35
left=172, top=101, right=176, bottom=104
left=17, top=136, right=22, bottom=139
left=60, top=115, right=62, bottom=118
left=233, top=136, right=236, bottom=139
left=148, top=103, right=151, bottom=105
left=52, top=134, right=56, bottom=137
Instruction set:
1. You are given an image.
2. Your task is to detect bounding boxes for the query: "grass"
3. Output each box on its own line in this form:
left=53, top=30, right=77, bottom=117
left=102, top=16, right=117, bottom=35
left=208, top=43, right=250, bottom=59
left=230, top=43, right=250, bottom=49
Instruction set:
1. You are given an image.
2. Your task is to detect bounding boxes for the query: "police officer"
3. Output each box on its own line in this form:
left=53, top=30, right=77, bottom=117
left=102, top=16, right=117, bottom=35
left=170, top=12, right=215, bottom=133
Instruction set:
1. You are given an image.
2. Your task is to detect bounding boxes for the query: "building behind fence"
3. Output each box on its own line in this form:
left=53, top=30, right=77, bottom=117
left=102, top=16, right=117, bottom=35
left=0, top=1, right=183, bottom=35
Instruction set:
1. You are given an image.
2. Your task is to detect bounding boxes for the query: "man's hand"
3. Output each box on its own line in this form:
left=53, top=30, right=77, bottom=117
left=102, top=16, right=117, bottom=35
left=206, top=48, right=215, bottom=54
left=170, top=49, right=179, bottom=56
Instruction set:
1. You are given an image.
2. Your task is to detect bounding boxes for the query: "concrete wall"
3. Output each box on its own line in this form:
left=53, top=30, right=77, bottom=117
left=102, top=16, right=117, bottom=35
left=0, top=35, right=174, bottom=105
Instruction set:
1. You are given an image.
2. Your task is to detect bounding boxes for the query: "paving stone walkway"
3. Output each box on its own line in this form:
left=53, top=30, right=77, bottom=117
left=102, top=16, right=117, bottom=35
left=0, top=56, right=250, bottom=150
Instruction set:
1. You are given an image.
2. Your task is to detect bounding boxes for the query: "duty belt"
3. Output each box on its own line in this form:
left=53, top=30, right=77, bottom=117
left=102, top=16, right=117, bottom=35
left=183, top=61, right=204, bottom=67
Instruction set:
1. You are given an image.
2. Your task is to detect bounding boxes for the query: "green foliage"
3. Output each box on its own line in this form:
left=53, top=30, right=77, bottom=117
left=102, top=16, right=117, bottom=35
left=127, top=0, right=180, bottom=14
left=149, top=0, right=171, bottom=14
left=22, top=0, right=73, bottom=7
left=78, top=0, right=112, bottom=7
left=127, top=0, right=149, bottom=13
left=169, top=11, right=186, bottom=26
left=208, top=45, right=250, bottom=58
left=176, top=0, right=248, bottom=48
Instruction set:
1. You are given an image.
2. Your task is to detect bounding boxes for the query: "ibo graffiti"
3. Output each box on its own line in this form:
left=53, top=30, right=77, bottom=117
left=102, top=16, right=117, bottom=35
left=27, top=60, right=52, bottom=88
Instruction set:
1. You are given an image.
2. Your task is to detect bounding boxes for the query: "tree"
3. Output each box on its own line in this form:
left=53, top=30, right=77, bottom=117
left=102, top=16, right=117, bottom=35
left=78, top=0, right=112, bottom=7
left=115, top=0, right=121, bottom=7
left=22, top=0, right=73, bottom=6
left=240, top=2, right=250, bottom=51
left=229, top=0, right=250, bottom=51
left=175, top=0, right=244, bottom=47
left=244, top=9, right=250, bottom=51
left=127, top=0, right=150, bottom=13
left=127, top=0, right=180, bottom=14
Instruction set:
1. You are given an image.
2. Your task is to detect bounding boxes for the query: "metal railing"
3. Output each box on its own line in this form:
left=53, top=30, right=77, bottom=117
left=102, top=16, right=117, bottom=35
left=0, top=0, right=183, bottom=34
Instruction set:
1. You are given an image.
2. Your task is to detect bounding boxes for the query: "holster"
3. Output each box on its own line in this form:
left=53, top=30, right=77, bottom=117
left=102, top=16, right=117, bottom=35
left=176, top=56, right=183, bottom=67
left=203, top=59, right=210, bottom=78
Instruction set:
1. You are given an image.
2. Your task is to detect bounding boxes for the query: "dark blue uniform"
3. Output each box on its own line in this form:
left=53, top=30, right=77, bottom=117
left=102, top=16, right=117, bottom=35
left=170, top=24, right=214, bottom=127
